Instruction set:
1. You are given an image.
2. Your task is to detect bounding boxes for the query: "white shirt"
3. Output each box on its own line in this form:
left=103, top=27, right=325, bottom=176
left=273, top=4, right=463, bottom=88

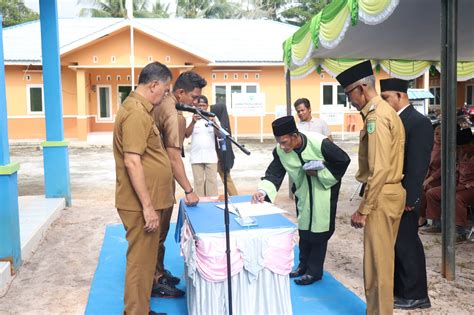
left=187, top=116, right=220, bottom=164
left=397, top=104, right=410, bottom=115
left=297, top=119, right=331, bottom=137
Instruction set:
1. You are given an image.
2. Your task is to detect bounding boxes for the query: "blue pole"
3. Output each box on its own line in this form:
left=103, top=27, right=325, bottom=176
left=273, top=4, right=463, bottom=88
left=0, top=15, right=22, bottom=272
left=39, top=0, right=71, bottom=206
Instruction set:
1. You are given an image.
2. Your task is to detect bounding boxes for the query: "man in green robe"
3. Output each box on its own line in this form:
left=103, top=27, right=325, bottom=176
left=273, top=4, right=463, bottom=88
left=252, top=116, right=350, bottom=285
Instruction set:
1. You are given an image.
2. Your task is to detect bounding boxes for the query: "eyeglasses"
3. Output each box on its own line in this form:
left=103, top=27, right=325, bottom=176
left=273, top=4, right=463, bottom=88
left=345, top=85, right=360, bottom=97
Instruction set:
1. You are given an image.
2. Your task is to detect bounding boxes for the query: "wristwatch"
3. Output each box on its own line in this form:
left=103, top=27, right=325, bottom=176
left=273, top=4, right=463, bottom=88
left=185, top=188, right=194, bottom=195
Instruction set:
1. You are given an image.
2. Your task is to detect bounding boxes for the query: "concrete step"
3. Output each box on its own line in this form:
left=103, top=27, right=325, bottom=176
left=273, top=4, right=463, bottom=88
left=0, top=196, right=65, bottom=295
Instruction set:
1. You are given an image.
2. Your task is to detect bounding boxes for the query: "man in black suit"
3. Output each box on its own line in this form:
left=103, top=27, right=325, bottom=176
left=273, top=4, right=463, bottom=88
left=380, top=78, right=433, bottom=310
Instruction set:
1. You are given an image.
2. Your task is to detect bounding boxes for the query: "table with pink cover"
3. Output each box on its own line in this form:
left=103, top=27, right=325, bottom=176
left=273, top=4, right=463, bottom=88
left=175, top=195, right=297, bottom=315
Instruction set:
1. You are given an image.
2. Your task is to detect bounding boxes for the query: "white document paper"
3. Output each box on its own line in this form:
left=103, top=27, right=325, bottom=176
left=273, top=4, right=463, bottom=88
left=215, top=201, right=286, bottom=217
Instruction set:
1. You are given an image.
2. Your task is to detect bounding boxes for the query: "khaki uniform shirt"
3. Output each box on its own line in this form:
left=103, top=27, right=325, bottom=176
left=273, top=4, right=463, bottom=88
left=357, top=95, right=405, bottom=215
left=113, top=91, right=174, bottom=211
left=152, top=94, right=186, bottom=150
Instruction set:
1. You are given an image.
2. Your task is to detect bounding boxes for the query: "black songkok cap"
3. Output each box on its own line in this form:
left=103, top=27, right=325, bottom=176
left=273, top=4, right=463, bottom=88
left=336, top=60, right=373, bottom=88
left=272, top=116, right=298, bottom=137
left=380, top=78, right=409, bottom=93
left=196, top=95, right=208, bottom=104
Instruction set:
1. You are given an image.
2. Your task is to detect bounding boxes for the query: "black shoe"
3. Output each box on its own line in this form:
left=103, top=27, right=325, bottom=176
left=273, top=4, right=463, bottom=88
left=294, top=274, right=321, bottom=285
left=151, top=277, right=185, bottom=298
left=162, top=269, right=180, bottom=285
left=418, top=220, right=428, bottom=228
left=149, top=311, right=167, bottom=315
left=394, top=296, right=431, bottom=310
left=289, top=267, right=306, bottom=278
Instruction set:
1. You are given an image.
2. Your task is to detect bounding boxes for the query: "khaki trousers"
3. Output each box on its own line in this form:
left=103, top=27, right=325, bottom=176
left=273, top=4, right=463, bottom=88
left=217, top=163, right=238, bottom=196
left=363, top=183, right=405, bottom=315
left=154, top=206, right=173, bottom=280
left=118, top=209, right=161, bottom=315
left=191, top=163, right=218, bottom=196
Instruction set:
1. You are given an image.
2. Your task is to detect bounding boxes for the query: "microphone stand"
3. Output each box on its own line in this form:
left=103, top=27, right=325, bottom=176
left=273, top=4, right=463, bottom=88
left=194, top=110, right=250, bottom=315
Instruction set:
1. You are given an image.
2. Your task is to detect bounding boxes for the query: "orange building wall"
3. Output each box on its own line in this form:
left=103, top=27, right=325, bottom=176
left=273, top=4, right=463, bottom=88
left=61, top=28, right=208, bottom=67
left=5, top=24, right=469, bottom=140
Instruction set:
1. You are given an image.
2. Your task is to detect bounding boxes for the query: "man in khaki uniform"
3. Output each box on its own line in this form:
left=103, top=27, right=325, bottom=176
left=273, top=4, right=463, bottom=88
left=336, top=60, right=406, bottom=315
left=151, top=71, right=207, bottom=297
left=113, top=62, right=173, bottom=315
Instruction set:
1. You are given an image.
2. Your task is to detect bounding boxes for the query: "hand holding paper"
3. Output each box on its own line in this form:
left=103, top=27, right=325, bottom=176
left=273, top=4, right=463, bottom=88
left=303, top=160, right=325, bottom=171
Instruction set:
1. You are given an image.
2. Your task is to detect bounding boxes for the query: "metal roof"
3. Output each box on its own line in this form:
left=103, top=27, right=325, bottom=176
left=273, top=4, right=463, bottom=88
left=407, top=89, right=434, bottom=100
left=3, top=18, right=298, bottom=65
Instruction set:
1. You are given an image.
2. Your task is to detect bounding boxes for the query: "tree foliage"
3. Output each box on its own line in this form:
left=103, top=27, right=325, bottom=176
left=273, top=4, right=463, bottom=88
left=0, top=0, right=39, bottom=27
left=176, top=0, right=242, bottom=19
left=78, top=0, right=169, bottom=18
left=279, top=0, right=330, bottom=26
left=248, top=0, right=286, bottom=20
left=77, top=0, right=329, bottom=24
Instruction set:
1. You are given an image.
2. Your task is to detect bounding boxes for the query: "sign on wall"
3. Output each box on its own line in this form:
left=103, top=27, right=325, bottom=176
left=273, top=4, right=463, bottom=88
left=231, top=93, right=266, bottom=116
left=274, top=105, right=296, bottom=118
left=320, top=110, right=344, bottom=125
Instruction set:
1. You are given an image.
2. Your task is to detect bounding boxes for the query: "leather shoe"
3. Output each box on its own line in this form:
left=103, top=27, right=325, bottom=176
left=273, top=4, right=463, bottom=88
left=162, top=269, right=180, bottom=285
left=294, top=274, right=321, bottom=285
left=289, top=267, right=306, bottom=278
left=394, top=296, right=431, bottom=310
left=151, top=276, right=185, bottom=298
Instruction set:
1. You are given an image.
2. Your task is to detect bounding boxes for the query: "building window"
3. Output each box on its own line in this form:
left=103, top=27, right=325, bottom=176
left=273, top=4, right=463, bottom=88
left=223, top=73, right=228, bottom=80
left=321, top=83, right=348, bottom=107
left=215, top=85, right=226, bottom=105
left=117, top=85, right=136, bottom=106
left=93, top=56, right=99, bottom=63
left=429, top=87, right=441, bottom=105
left=233, top=73, right=238, bottom=79
left=27, top=85, right=44, bottom=114
left=107, top=75, right=112, bottom=81
left=465, top=85, right=473, bottom=105
left=244, top=73, right=249, bottom=80
left=97, top=86, right=112, bottom=120
left=111, top=56, right=116, bottom=63
left=213, top=83, right=259, bottom=108
left=255, top=73, right=260, bottom=79
left=322, top=85, right=333, bottom=105
left=148, top=56, right=153, bottom=62
left=212, top=73, right=217, bottom=80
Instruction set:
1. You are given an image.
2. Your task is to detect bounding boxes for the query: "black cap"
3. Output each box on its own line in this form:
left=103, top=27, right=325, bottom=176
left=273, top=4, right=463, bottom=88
left=196, top=95, right=208, bottom=104
left=336, top=60, right=373, bottom=88
left=380, top=78, right=409, bottom=93
left=272, top=116, right=298, bottom=137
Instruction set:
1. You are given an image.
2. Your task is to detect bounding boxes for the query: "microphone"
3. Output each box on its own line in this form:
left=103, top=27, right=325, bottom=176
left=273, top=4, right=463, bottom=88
left=175, top=103, right=215, bottom=117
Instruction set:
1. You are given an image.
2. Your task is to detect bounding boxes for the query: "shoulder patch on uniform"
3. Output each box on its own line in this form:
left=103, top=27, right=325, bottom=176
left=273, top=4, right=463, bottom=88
left=367, top=120, right=376, bottom=134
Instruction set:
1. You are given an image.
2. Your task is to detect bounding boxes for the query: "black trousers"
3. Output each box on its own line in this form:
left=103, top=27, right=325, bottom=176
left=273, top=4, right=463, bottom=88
left=297, top=234, right=328, bottom=279
left=394, top=209, right=429, bottom=299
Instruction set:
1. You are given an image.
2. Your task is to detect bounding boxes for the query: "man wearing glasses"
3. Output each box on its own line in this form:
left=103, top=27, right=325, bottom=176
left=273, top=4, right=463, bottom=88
left=151, top=71, right=207, bottom=298
left=336, top=60, right=406, bottom=315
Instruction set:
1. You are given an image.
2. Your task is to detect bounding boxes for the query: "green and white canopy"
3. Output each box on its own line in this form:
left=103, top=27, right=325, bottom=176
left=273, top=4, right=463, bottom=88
left=283, top=0, right=474, bottom=80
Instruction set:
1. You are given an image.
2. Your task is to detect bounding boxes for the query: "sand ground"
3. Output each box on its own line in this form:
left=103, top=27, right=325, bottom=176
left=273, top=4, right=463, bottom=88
left=0, top=138, right=473, bottom=314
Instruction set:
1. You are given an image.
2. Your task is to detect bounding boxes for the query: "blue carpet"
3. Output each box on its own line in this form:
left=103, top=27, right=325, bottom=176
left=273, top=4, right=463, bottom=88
left=86, top=224, right=366, bottom=314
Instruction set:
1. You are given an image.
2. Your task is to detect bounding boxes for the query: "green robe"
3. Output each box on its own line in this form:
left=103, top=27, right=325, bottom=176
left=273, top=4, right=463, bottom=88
left=258, top=133, right=350, bottom=236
